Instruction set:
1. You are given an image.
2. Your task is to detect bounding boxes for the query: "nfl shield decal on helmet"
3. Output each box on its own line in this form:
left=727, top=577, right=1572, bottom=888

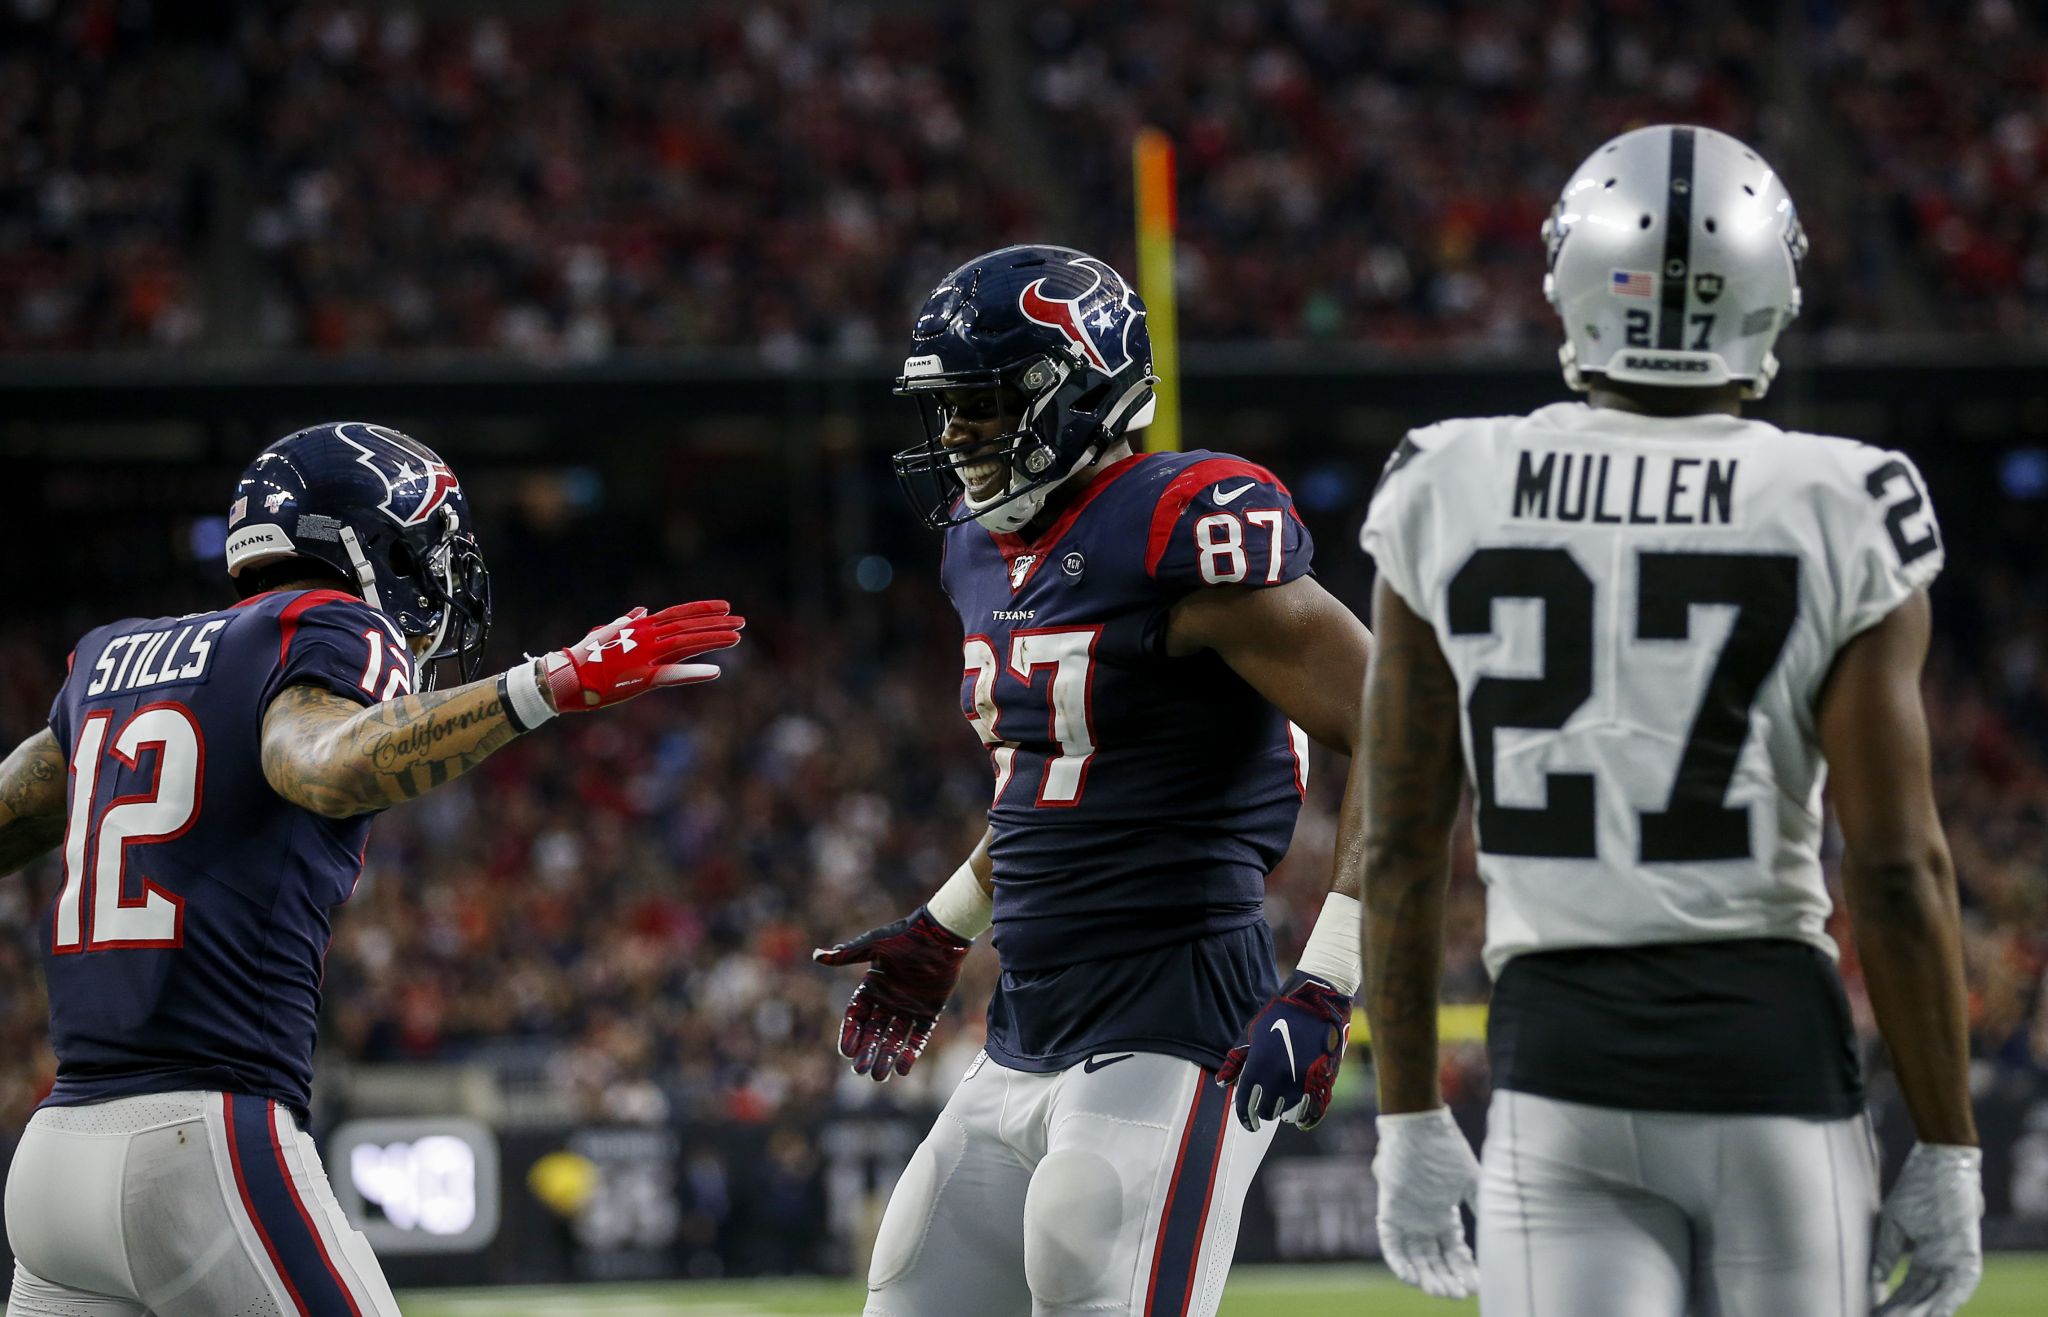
left=339, top=422, right=464, bottom=527
left=1018, top=257, right=1143, bottom=376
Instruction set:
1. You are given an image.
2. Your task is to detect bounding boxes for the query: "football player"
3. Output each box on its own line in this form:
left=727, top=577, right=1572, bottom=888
left=814, top=245, right=1372, bottom=1317
left=0, top=422, right=744, bottom=1316
left=1352, top=126, right=1982, bottom=1315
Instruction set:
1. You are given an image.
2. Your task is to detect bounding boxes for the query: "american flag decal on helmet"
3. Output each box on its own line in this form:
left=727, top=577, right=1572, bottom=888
left=1610, top=269, right=1656, bottom=298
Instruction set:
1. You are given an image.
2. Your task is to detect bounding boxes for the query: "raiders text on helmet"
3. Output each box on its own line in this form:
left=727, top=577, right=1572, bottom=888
left=1542, top=125, right=1807, bottom=400
left=891, top=244, right=1158, bottom=533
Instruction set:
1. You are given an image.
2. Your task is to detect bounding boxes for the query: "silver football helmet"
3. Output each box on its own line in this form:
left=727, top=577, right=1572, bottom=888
left=1542, top=125, right=1807, bottom=399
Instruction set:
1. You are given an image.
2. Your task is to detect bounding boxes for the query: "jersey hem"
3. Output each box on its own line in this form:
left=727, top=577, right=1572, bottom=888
left=43, top=1077, right=313, bottom=1128
left=1494, top=1079, right=1865, bottom=1121
left=984, top=1035, right=1227, bottom=1075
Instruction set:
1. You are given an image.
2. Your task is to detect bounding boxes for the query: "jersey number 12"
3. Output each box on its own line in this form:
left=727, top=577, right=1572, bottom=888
left=52, top=703, right=200, bottom=952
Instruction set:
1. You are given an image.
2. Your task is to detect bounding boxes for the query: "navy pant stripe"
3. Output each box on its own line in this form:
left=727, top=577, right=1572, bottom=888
left=224, top=1094, right=364, bottom=1317
left=1143, top=1073, right=1231, bottom=1315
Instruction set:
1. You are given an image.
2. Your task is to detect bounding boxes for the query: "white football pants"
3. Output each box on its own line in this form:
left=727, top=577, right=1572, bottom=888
left=1477, top=1089, right=1877, bottom=1317
left=5, top=1091, right=399, bottom=1316
left=864, top=1051, right=1277, bottom=1317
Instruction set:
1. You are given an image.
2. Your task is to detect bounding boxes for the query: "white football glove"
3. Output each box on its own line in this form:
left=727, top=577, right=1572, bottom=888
left=1872, top=1143, right=1983, bottom=1317
left=1373, top=1107, right=1481, bottom=1300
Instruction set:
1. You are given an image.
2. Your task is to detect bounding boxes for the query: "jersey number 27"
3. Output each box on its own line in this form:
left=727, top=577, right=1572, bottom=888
left=1452, top=548, right=1797, bottom=863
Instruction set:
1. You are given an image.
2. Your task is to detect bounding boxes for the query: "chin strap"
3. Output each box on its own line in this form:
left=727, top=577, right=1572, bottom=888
left=1741, top=350, right=1779, bottom=401
left=966, top=372, right=1158, bottom=535
left=970, top=441, right=1100, bottom=534
left=1558, top=342, right=1590, bottom=393
left=335, top=525, right=385, bottom=611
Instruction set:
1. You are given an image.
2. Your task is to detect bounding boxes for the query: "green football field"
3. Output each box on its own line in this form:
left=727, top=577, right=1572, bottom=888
left=399, top=1257, right=2048, bottom=1316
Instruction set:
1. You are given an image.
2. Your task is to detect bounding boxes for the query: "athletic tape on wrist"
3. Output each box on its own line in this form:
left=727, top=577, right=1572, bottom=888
left=1295, top=891, right=1363, bottom=996
left=1377, top=1106, right=1461, bottom=1137
left=925, top=860, right=993, bottom=940
left=500, top=659, right=558, bottom=733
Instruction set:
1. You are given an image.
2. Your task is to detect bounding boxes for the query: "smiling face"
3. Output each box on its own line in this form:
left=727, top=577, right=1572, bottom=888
left=938, top=385, right=1026, bottom=504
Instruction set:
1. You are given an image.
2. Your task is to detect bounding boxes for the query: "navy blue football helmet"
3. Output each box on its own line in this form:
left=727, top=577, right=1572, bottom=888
left=225, top=422, right=492, bottom=684
left=892, top=244, right=1156, bottom=532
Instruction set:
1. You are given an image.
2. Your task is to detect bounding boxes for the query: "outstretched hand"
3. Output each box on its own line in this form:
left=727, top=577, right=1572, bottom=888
left=543, top=602, right=745, bottom=712
left=813, top=908, right=971, bottom=1082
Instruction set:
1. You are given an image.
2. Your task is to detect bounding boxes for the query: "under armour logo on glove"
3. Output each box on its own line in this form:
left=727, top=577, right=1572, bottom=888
left=580, top=628, right=638, bottom=661
left=1217, top=970, right=1353, bottom=1132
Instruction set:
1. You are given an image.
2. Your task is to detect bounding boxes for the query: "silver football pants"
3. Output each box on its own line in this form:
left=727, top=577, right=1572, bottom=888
left=1477, top=1088, right=1877, bottom=1317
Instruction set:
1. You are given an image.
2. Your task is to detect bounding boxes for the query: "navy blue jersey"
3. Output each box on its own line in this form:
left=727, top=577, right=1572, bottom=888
left=941, top=449, right=1314, bottom=1071
left=39, top=588, right=414, bottom=1119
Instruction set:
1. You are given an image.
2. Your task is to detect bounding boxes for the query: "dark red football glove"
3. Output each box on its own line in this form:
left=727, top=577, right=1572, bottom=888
left=542, top=603, right=744, bottom=712
left=812, top=907, right=971, bottom=1082
left=1217, top=970, right=1353, bottom=1132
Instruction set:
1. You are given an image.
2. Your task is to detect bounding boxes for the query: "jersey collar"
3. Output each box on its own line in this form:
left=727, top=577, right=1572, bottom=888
left=988, top=451, right=1149, bottom=581
left=1544, top=400, right=1760, bottom=440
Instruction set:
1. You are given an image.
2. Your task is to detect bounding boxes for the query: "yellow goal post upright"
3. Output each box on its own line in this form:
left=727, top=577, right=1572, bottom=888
left=1132, top=127, right=1181, bottom=453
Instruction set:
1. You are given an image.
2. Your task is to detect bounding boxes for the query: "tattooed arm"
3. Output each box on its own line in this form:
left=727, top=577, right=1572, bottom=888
left=0, top=728, right=66, bottom=877
left=1340, top=579, right=1466, bottom=1115
left=260, top=675, right=530, bottom=819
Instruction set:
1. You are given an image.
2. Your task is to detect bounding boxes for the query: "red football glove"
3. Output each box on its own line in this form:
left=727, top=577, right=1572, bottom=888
left=542, top=602, right=744, bottom=712
left=1216, top=970, right=1353, bottom=1132
left=812, top=908, right=971, bottom=1082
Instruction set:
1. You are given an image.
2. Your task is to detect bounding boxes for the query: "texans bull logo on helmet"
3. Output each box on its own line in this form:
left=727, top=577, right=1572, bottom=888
left=1018, top=257, right=1144, bottom=376
left=339, top=422, right=464, bottom=527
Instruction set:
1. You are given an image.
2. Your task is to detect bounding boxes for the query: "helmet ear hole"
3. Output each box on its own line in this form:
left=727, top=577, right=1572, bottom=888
left=389, top=542, right=420, bottom=577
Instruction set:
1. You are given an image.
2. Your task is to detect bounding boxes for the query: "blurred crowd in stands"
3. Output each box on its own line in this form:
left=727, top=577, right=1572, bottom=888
left=8, top=0, right=2048, bottom=355
left=1028, top=0, right=1827, bottom=345
left=1819, top=0, right=2048, bottom=338
left=3, top=435, right=2048, bottom=1138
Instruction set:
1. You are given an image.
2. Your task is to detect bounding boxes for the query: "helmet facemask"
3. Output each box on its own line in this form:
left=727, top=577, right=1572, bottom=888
left=893, top=354, right=1093, bottom=533
left=336, top=502, right=492, bottom=688
left=414, top=530, right=492, bottom=687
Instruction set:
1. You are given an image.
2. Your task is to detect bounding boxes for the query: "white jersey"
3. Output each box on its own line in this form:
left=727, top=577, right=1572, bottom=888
left=1360, top=401, right=1942, bottom=977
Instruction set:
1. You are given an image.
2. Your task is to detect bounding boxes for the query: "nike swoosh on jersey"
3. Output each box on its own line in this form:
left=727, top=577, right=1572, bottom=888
left=1082, top=1053, right=1135, bottom=1073
left=1213, top=481, right=1258, bottom=504
left=1269, top=1019, right=1298, bottom=1081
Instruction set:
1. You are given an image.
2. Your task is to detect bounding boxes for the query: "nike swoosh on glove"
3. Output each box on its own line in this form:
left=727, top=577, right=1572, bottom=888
left=1872, top=1142, right=1983, bottom=1317
left=1374, top=1107, right=1481, bottom=1301
left=812, top=907, right=971, bottom=1082
left=542, top=602, right=745, bottom=711
left=1216, top=970, right=1352, bottom=1132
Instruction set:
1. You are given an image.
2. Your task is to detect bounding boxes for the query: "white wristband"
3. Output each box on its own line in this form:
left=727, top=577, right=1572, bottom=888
left=1295, top=891, right=1363, bottom=995
left=925, top=860, right=994, bottom=940
left=499, top=659, right=558, bottom=733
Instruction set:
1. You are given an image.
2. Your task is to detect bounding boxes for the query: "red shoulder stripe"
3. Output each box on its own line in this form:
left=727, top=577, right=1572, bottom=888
left=276, top=588, right=367, bottom=667
left=1144, top=458, right=1291, bottom=577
